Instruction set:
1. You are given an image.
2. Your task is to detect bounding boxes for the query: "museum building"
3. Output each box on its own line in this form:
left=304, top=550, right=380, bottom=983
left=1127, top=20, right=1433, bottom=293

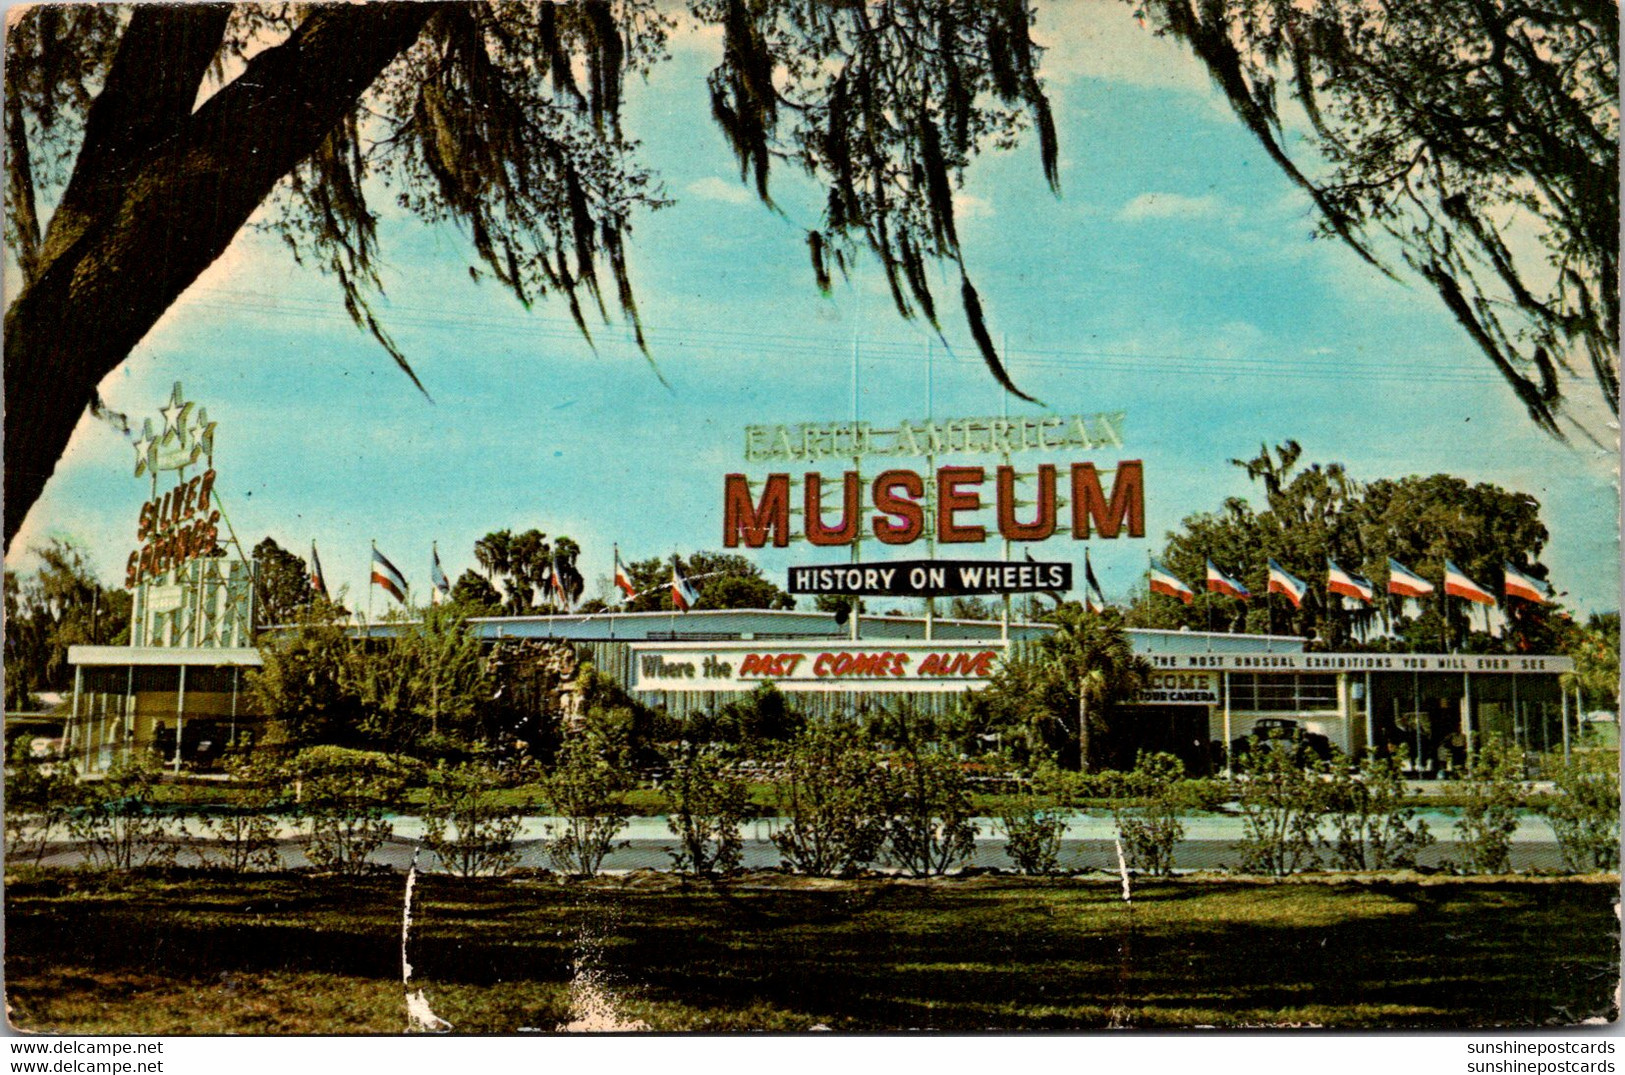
left=66, top=606, right=1578, bottom=778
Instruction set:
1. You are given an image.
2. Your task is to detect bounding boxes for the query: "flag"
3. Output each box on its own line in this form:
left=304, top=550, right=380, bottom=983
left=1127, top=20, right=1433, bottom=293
left=614, top=547, right=637, bottom=599
left=1084, top=550, right=1107, bottom=614
left=430, top=544, right=450, bottom=605
left=1386, top=558, right=1435, bottom=598
left=1025, top=549, right=1065, bottom=607
left=371, top=545, right=408, bottom=603
left=670, top=556, right=699, bottom=612
left=1206, top=559, right=1251, bottom=600
left=1327, top=559, right=1374, bottom=603
left=1148, top=561, right=1195, bottom=604
left=1503, top=563, right=1549, bottom=604
left=1444, top=560, right=1495, bottom=605
left=309, top=542, right=329, bottom=601
left=1267, top=558, right=1308, bottom=609
left=549, top=552, right=570, bottom=610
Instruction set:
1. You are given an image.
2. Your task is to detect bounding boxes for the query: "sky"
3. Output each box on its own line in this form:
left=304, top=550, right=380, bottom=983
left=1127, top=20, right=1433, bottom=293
left=7, top=4, right=1620, bottom=618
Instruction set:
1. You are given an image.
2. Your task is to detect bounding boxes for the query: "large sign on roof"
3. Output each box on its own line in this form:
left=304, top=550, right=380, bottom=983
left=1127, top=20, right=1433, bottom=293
left=123, top=381, right=253, bottom=649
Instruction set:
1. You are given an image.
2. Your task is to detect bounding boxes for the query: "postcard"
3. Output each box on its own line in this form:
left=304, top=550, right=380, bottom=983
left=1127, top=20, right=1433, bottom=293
left=4, top=0, right=1618, bottom=1036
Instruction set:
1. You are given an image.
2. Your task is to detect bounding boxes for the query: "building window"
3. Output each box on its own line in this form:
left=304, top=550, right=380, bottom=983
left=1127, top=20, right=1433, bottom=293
left=1229, top=673, right=1339, bottom=712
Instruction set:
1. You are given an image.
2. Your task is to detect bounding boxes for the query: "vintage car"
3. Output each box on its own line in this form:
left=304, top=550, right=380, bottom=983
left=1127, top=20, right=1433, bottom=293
left=1230, top=717, right=1333, bottom=762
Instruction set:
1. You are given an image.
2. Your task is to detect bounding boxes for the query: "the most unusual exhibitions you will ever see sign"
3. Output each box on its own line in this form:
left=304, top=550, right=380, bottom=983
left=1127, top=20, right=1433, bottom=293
left=725, top=412, right=1146, bottom=548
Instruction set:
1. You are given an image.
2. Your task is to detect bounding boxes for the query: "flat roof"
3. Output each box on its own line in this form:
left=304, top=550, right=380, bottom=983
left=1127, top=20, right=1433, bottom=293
left=68, top=645, right=263, bottom=667
left=346, top=608, right=1307, bottom=654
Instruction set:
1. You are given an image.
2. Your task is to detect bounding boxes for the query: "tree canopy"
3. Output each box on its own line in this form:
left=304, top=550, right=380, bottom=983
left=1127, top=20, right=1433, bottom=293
left=471, top=528, right=583, bottom=614
left=1125, top=440, right=1560, bottom=652
left=1138, top=0, right=1618, bottom=438
left=618, top=550, right=793, bottom=612
left=3, top=0, right=1062, bottom=550
left=4, top=540, right=131, bottom=707
left=250, top=536, right=315, bottom=627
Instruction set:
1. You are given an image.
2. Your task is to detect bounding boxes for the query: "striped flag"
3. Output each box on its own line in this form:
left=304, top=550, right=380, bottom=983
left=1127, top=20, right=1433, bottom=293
left=549, top=552, right=570, bottom=610
left=1267, top=559, right=1308, bottom=609
left=430, top=544, right=450, bottom=605
left=1444, top=561, right=1495, bottom=605
left=309, top=541, right=329, bottom=601
left=1148, top=561, right=1195, bottom=604
left=1327, top=559, right=1374, bottom=603
left=1206, top=559, right=1251, bottom=600
left=1084, top=550, right=1107, bottom=613
left=614, top=547, right=637, bottom=599
left=1503, top=563, right=1549, bottom=604
left=670, top=556, right=699, bottom=612
left=371, top=544, right=408, bottom=603
left=1386, top=558, right=1434, bottom=598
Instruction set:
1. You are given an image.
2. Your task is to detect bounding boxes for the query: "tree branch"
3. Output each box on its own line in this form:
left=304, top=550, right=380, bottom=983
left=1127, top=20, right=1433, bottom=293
left=5, top=3, right=443, bottom=551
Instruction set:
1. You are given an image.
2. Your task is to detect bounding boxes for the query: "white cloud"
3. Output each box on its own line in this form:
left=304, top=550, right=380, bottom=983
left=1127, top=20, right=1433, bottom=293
left=1033, top=2, right=1215, bottom=96
left=952, top=193, right=994, bottom=221
left=684, top=176, right=754, bottom=205
left=1117, top=192, right=1231, bottom=222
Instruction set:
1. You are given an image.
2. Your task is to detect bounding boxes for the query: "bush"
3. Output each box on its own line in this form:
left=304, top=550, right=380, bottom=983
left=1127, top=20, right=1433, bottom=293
left=193, top=757, right=289, bottom=873
left=1453, top=737, right=1525, bottom=875
left=69, top=755, right=177, bottom=870
left=1234, top=749, right=1325, bottom=877
left=664, top=746, right=747, bottom=875
left=293, top=747, right=409, bottom=875
left=1112, top=752, right=1189, bottom=876
left=4, top=742, right=79, bottom=869
left=770, top=721, right=887, bottom=876
left=1324, top=754, right=1435, bottom=871
left=1543, top=752, right=1618, bottom=872
left=540, top=734, right=631, bottom=877
left=421, top=760, right=525, bottom=877
left=997, top=795, right=1066, bottom=874
left=882, top=748, right=979, bottom=877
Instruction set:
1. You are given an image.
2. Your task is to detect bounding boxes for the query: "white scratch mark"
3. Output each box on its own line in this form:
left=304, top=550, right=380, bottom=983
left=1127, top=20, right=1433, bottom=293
left=1115, top=837, right=1132, bottom=903
left=402, top=848, right=452, bottom=1033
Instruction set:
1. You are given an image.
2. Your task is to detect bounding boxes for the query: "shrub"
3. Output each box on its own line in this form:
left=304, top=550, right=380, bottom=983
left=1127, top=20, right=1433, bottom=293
left=540, top=734, right=631, bottom=877
left=1324, top=754, right=1435, bottom=871
left=882, top=747, right=979, bottom=877
left=1234, top=749, right=1325, bottom=877
left=770, top=721, right=887, bottom=876
left=421, top=760, right=525, bottom=877
left=1543, top=752, right=1619, bottom=872
left=69, top=755, right=177, bottom=870
left=664, top=746, right=748, bottom=875
left=4, top=741, right=79, bottom=869
left=997, top=794, right=1066, bottom=874
left=193, top=757, right=289, bottom=873
left=1453, top=737, right=1525, bottom=875
left=1112, top=752, right=1190, bottom=876
left=293, top=746, right=410, bottom=875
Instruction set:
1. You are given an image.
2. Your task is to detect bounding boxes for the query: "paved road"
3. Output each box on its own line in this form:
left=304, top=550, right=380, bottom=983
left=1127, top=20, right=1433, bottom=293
left=29, top=812, right=1575, bottom=873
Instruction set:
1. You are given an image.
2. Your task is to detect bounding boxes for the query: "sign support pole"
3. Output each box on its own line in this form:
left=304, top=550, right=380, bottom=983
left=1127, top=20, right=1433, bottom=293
left=1463, top=670, right=1474, bottom=766
left=174, top=664, right=187, bottom=774
left=1222, top=671, right=1232, bottom=778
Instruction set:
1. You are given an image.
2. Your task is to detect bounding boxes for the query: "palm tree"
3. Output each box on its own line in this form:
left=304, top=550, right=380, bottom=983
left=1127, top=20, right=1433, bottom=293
left=1034, top=605, right=1150, bottom=771
left=473, top=530, right=513, bottom=609
left=507, top=529, right=551, bottom=614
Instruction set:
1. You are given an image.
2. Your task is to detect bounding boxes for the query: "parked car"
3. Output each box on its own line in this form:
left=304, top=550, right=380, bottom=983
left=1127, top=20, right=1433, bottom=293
left=1230, top=718, right=1332, bottom=763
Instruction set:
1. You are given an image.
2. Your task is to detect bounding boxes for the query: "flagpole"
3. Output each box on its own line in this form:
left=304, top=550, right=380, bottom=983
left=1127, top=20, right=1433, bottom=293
left=367, top=540, right=375, bottom=639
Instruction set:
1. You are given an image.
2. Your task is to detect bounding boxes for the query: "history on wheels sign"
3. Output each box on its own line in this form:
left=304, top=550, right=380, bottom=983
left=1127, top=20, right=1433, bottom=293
left=787, top=559, right=1071, bottom=597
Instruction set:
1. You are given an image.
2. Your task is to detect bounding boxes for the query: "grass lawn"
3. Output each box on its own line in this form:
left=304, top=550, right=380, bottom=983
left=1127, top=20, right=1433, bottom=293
left=5, top=869, right=1617, bottom=1033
